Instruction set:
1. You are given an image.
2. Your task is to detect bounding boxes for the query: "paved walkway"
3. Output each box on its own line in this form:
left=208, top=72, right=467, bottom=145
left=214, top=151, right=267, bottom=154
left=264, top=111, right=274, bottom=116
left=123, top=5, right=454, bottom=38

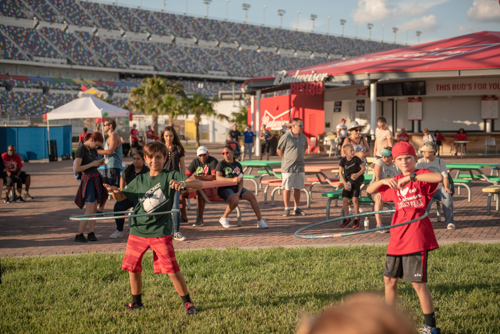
left=1, top=152, right=499, bottom=258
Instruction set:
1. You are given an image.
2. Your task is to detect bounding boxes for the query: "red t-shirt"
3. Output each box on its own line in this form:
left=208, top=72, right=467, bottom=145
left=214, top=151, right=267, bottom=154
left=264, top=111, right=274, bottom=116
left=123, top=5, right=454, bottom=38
left=379, top=169, right=439, bottom=256
left=146, top=129, right=155, bottom=139
left=397, top=133, right=409, bottom=142
left=130, top=128, right=139, bottom=142
left=2, top=153, right=23, bottom=172
left=79, top=132, right=87, bottom=143
left=454, top=133, right=467, bottom=141
left=435, top=134, right=445, bottom=142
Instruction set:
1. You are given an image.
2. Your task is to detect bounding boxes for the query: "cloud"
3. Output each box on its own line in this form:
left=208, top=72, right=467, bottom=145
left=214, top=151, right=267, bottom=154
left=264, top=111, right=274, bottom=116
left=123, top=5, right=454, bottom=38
left=353, top=0, right=392, bottom=23
left=467, top=0, right=500, bottom=23
left=396, top=15, right=439, bottom=33
left=353, top=0, right=451, bottom=23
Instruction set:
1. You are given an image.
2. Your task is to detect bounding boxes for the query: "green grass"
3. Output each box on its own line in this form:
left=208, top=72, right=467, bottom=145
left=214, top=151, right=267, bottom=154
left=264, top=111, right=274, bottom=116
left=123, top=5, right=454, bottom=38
left=1, top=243, right=499, bottom=333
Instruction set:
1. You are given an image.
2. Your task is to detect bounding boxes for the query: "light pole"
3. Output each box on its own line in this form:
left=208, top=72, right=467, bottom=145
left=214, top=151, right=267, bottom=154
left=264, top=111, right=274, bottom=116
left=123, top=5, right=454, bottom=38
left=382, top=23, right=385, bottom=42
left=226, top=0, right=229, bottom=21
left=277, top=9, right=285, bottom=29
left=340, top=18, right=346, bottom=37
left=203, top=0, right=211, bottom=18
left=327, top=16, right=331, bottom=35
left=416, top=30, right=421, bottom=44
left=367, top=23, right=373, bottom=40
left=185, top=0, right=188, bottom=15
left=296, top=11, right=300, bottom=31
left=263, top=5, right=266, bottom=26
left=392, top=27, right=398, bottom=44
left=310, top=14, right=317, bottom=32
left=242, top=3, right=250, bottom=24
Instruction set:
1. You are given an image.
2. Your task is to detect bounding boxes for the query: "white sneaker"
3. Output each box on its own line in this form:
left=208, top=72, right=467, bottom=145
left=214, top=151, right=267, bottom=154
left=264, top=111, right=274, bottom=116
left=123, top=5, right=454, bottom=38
left=219, top=217, right=231, bottom=228
left=447, top=223, right=456, bottom=230
left=192, top=218, right=204, bottom=227
left=257, top=219, right=269, bottom=229
left=109, top=230, right=123, bottom=239
left=173, top=232, right=186, bottom=241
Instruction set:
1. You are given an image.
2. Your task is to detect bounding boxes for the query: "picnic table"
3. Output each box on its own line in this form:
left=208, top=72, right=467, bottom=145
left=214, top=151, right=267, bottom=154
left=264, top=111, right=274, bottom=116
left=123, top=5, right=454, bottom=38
left=454, top=140, right=469, bottom=158
left=447, top=163, right=500, bottom=184
left=240, top=160, right=281, bottom=175
left=272, top=165, right=338, bottom=187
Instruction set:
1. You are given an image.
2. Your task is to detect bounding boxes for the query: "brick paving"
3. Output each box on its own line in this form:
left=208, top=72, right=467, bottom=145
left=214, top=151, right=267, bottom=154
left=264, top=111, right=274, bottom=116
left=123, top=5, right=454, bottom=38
left=1, top=151, right=499, bottom=258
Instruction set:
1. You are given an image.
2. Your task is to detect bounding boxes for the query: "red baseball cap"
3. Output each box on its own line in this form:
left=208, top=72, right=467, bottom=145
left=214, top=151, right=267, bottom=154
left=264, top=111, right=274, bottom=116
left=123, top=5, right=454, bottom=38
left=391, top=141, right=416, bottom=158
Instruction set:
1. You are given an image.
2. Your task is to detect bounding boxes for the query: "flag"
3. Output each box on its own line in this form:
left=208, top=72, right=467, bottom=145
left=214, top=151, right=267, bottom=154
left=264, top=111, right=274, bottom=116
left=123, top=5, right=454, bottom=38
left=80, top=85, right=88, bottom=91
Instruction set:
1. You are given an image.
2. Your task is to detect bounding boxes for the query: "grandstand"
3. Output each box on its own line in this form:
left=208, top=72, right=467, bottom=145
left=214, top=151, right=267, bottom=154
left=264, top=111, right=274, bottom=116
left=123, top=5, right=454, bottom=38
left=0, top=0, right=404, bottom=118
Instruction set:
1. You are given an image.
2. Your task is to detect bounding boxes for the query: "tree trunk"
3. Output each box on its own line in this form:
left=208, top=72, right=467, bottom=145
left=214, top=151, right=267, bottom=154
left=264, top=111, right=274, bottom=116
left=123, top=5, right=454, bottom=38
left=194, top=117, right=200, bottom=147
left=152, top=114, right=158, bottom=136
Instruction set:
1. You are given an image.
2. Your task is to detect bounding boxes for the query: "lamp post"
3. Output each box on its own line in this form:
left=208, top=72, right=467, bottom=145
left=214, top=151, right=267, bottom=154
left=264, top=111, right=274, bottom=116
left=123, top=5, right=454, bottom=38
left=382, top=23, right=385, bottom=42
left=310, top=14, right=317, bottom=32
left=416, top=30, right=422, bottom=44
left=296, top=11, right=300, bottom=31
left=242, top=3, right=250, bottom=24
left=185, top=0, right=188, bottom=15
left=226, top=0, right=229, bottom=21
left=367, top=23, right=373, bottom=40
left=277, top=9, right=285, bottom=29
left=203, top=0, right=211, bottom=18
left=263, top=5, right=266, bottom=26
left=392, top=27, right=398, bottom=44
left=163, top=0, right=166, bottom=12
left=327, top=16, right=331, bottom=35
left=340, top=18, right=346, bottom=37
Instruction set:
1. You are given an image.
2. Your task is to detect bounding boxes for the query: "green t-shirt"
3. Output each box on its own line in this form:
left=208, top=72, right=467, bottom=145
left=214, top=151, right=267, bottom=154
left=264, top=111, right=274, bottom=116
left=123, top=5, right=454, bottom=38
left=122, top=169, right=187, bottom=238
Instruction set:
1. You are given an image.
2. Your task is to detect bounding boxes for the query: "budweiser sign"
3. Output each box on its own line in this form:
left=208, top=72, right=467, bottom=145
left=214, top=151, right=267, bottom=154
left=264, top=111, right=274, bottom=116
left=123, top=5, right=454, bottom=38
left=274, top=70, right=329, bottom=86
left=262, top=109, right=292, bottom=130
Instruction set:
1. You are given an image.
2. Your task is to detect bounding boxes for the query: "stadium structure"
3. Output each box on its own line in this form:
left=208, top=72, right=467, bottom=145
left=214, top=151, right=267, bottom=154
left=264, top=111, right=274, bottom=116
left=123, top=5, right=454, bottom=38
left=0, top=0, right=403, bottom=140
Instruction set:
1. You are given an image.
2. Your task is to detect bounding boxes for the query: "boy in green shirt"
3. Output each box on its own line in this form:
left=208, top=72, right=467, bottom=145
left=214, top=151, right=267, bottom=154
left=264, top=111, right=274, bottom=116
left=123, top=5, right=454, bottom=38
left=104, top=142, right=202, bottom=315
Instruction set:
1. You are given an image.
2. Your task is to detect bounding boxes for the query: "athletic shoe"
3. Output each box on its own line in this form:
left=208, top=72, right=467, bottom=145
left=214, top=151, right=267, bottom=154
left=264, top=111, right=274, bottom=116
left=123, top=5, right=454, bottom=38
left=173, top=232, right=186, bottom=241
left=23, top=193, right=34, bottom=200
left=294, top=208, right=306, bottom=216
left=376, top=224, right=389, bottom=233
left=180, top=217, right=189, bottom=225
left=192, top=218, right=204, bottom=227
left=257, top=219, right=269, bottom=229
left=283, top=209, right=290, bottom=217
left=125, top=302, right=143, bottom=311
left=184, top=302, right=197, bottom=316
left=74, top=234, right=87, bottom=243
left=419, top=324, right=441, bottom=334
left=352, top=219, right=360, bottom=228
left=4, top=198, right=11, bottom=204
left=447, top=223, right=456, bottom=230
left=340, top=219, right=351, bottom=228
left=87, top=232, right=98, bottom=241
left=110, top=230, right=124, bottom=239
left=15, top=197, right=25, bottom=202
left=219, top=217, right=231, bottom=228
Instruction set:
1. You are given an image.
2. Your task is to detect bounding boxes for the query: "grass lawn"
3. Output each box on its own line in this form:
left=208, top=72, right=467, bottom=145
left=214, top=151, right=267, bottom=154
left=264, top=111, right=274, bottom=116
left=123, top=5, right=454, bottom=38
left=1, top=243, right=499, bottom=333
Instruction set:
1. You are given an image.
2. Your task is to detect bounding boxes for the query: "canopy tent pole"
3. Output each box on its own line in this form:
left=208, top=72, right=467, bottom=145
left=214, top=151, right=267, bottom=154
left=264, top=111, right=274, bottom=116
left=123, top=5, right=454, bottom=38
left=250, top=96, right=255, bottom=131
left=255, top=90, right=262, bottom=157
left=47, top=119, right=51, bottom=160
left=370, top=82, right=377, bottom=142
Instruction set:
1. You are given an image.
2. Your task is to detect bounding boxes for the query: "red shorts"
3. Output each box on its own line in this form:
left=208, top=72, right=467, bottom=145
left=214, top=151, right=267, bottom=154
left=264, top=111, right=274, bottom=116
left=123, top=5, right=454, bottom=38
left=122, top=234, right=180, bottom=274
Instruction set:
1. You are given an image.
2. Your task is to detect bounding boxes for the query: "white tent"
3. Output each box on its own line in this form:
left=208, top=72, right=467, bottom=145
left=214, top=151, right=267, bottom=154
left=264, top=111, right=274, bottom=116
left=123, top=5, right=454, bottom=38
left=46, top=95, right=129, bottom=156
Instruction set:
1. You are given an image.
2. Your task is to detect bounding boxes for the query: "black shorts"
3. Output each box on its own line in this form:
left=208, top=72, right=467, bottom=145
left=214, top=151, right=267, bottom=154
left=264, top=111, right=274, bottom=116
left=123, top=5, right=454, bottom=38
left=131, top=141, right=140, bottom=148
left=342, top=181, right=362, bottom=199
left=18, top=171, right=30, bottom=183
left=104, top=168, right=121, bottom=187
left=261, top=141, right=270, bottom=153
left=5, top=174, right=22, bottom=188
left=338, top=137, right=346, bottom=147
left=384, top=251, right=428, bottom=282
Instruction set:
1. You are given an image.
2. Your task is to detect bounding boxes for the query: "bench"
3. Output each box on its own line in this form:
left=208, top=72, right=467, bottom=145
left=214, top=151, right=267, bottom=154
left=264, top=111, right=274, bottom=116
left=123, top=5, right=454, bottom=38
left=457, top=174, right=482, bottom=180
left=196, top=189, right=242, bottom=226
left=321, top=190, right=393, bottom=220
left=489, top=166, right=500, bottom=176
left=270, top=182, right=312, bottom=208
left=261, top=179, right=282, bottom=203
left=482, top=185, right=500, bottom=215
left=256, top=170, right=281, bottom=188
left=243, top=174, right=260, bottom=195
left=452, top=178, right=472, bottom=202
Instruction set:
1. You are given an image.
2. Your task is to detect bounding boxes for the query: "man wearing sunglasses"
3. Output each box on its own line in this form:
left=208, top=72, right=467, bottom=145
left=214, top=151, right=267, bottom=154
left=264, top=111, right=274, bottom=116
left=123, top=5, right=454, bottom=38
left=277, top=118, right=308, bottom=217
left=182, top=146, right=219, bottom=227
left=215, top=145, right=268, bottom=229
left=98, top=119, right=123, bottom=211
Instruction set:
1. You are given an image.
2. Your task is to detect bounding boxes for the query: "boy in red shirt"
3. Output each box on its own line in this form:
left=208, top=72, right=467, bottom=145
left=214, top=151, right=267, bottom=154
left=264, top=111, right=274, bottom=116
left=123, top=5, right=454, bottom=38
left=366, top=141, right=443, bottom=334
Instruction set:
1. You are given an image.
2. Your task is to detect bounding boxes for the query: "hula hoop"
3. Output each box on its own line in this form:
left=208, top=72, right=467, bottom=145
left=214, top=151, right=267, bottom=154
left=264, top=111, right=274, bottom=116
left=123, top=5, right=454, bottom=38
left=294, top=210, right=429, bottom=239
left=70, top=209, right=180, bottom=221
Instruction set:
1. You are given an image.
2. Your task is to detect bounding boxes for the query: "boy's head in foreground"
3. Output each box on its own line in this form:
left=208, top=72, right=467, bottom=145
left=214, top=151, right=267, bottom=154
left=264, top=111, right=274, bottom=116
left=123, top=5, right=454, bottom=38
left=391, top=142, right=417, bottom=174
left=144, top=142, right=167, bottom=172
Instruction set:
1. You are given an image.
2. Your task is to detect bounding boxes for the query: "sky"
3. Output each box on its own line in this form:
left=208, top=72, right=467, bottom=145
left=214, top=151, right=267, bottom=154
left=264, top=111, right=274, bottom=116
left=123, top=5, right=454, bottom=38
left=105, top=0, right=500, bottom=45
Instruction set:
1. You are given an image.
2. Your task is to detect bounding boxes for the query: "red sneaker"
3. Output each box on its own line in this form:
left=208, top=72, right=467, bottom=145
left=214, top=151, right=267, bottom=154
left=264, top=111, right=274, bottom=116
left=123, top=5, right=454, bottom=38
left=352, top=219, right=360, bottom=228
left=340, top=219, right=351, bottom=228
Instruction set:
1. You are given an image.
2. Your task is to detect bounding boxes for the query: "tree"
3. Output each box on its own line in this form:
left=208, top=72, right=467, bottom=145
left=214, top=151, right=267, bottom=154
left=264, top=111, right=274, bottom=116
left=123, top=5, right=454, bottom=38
left=127, top=77, right=186, bottom=134
left=231, top=104, right=249, bottom=132
left=187, top=93, right=228, bottom=147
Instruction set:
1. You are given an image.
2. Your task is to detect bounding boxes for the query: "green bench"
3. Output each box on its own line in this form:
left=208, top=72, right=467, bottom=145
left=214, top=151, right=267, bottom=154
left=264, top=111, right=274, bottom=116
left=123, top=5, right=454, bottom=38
left=243, top=174, right=261, bottom=195
left=255, top=170, right=281, bottom=188
left=322, top=190, right=393, bottom=220
left=452, top=178, right=472, bottom=202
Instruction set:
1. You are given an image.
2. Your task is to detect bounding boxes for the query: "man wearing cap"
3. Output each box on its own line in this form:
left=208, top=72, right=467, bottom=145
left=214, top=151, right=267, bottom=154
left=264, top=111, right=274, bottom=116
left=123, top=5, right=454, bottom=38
left=336, top=118, right=348, bottom=159
left=416, top=142, right=456, bottom=230
left=181, top=146, right=219, bottom=226
left=277, top=118, right=308, bottom=217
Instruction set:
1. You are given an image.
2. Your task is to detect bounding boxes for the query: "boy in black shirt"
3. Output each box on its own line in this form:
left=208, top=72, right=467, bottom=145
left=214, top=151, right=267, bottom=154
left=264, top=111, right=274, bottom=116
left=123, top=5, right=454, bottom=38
left=339, top=144, right=366, bottom=228
left=215, top=145, right=268, bottom=229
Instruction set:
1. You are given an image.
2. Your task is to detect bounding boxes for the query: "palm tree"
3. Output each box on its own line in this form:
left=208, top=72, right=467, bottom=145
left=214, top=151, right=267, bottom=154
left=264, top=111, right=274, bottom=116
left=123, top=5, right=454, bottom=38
left=127, top=77, right=186, bottom=133
left=187, top=93, right=228, bottom=147
left=231, top=105, right=249, bottom=132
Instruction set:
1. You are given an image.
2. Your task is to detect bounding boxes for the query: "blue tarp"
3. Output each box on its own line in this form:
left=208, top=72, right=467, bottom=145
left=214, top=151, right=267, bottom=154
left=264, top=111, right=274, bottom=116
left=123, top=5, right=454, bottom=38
left=0, top=125, right=72, bottom=160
